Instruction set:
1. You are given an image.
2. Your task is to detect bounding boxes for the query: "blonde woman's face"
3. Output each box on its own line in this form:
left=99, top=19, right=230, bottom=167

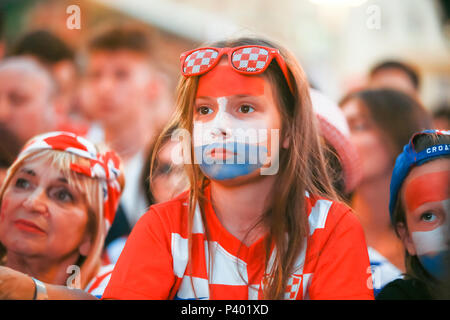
left=0, top=157, right=90, bottom=261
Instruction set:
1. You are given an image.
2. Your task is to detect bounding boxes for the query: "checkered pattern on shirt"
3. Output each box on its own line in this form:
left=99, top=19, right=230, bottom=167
left=183, top=49, right=219, bottom=75
left=231, top=47, right=270, bottom=72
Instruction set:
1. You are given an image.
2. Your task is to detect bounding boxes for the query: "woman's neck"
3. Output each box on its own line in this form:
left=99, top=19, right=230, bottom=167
left=352, top=173, right=392, bottom=234
left=5, top=251, right=80, bottom=286
left=209, top=175, right=276, bottom=246
left=351, top=173, right=405, bottom=271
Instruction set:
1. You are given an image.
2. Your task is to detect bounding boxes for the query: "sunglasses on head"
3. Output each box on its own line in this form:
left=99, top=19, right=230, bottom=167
left=180, top=45, right=294, bottom=95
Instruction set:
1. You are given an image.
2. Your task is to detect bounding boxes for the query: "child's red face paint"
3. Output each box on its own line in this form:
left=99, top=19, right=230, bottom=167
left=196, top=64, right=265, bottom=98
left=403, top=171, right=449, bottom=213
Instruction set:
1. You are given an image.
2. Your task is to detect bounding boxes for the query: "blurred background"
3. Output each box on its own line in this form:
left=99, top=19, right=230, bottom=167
left=0, top=0, right=449, bottom=110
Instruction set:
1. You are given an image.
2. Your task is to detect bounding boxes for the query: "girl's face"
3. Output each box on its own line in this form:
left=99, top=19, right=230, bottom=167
left=192, top=60, right=283, bottom=183
left=400, top=158, right=450, bottom=279
left=0, top=157, right=91, bottom=262
left=341, top=99, right=392, bottom=183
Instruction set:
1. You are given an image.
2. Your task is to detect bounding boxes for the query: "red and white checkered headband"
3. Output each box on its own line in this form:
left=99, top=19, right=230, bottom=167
left=16, top=131, right=122, bottom=231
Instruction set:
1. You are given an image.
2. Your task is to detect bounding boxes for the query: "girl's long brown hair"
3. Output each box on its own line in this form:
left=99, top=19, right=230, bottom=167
left=151, top=37, right=338, bottom=299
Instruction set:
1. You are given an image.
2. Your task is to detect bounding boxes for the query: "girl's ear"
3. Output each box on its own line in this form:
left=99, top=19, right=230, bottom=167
left=396, top=222, right=416, bottom=256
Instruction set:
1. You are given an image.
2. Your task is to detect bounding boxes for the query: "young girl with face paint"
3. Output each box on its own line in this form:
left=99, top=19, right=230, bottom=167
left=103, top=38, right=374, bottom=300
left=377, top=130, right=450, bottom=299
left=0, top=131, right=124, bottom=299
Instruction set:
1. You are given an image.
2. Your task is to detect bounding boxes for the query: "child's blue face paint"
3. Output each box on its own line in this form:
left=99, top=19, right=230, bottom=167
left=417, top=250, right=449, bottom=280
left=194, top=141, right=268, bottom=180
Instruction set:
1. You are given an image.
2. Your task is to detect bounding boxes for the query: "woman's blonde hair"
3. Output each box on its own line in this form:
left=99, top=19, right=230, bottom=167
left=151, top=37, right=338, bottom=299
left=0, top=146, right=122, bottom=289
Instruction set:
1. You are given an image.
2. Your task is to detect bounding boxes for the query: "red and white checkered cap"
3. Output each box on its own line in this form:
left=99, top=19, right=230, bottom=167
left=310, top=89, right=362, bottom=193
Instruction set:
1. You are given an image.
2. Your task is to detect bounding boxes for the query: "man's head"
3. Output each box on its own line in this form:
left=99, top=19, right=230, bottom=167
left=82, top=25, right=157, bottom=130
left=10, top=30, right=78, bottom=117
left=0, top=57, right=57, bottom=144
left=368, top=60, right=420, bottom=96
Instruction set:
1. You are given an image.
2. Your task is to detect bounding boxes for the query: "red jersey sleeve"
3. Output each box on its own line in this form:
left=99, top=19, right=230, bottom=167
left=102, top=207, right=176, bottom=299
left=307, top=206, right=374, bottom=300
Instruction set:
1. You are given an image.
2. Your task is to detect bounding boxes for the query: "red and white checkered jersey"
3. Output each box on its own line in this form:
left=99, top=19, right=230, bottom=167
left=102, top=187, right=373, bottom=300
left=85, top=264, right=114, bottom=299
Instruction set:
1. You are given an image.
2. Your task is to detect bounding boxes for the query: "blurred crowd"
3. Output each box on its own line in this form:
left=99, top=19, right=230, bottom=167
left=0, top=4, right=448, bottom=301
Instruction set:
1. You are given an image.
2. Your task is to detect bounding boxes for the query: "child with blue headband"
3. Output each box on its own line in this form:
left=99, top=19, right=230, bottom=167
left=378, top=129, right=449, bottom=299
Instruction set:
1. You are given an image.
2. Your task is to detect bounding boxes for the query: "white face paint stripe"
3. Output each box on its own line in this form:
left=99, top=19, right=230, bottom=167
left=411, top=199, right=450, bottom=255
left=412, top=225, right=448, bottom=255
left=193, top=96, right=270, bottom=147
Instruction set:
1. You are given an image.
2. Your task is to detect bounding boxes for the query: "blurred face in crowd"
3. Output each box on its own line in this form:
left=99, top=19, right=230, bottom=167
left=0, top=68, right=55, bottom=144
left=369, top=69, right=417, bottom=96
left=397, top=159, right=450, bottom=279
left=151, top=140, right=188, bottom=203
left=341, top=98, right=392, bottom=184
left=82, top=49, right=154, bottom=129
left=0, top=156, right=91, bottom=263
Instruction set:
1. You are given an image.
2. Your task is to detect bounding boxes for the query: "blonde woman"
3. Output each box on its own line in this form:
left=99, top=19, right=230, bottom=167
left=104, top=37, right=374, bottom=300
left=0, top=131, right=124, bottom=299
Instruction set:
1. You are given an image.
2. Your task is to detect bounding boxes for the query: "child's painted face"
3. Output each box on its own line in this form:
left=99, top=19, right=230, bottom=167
left=401, top=158, right=450, bottom=279
left=192, top=61, right=282, bottom=182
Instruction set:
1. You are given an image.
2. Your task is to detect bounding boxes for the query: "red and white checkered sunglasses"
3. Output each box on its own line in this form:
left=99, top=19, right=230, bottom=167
left=180, top=45, right=294, bottom=94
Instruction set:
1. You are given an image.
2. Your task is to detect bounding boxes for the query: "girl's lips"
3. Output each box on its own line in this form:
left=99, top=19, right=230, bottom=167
left=14, top=219, right=46, bottom=235
left=207, top=148, right=236, bottom=160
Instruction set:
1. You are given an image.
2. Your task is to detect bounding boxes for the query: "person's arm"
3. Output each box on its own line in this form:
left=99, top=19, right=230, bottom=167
left=102, top=207, right=178, bottom=299
left=307, top=208, right=375, bottom=300
left=0, top=266, right=97, bottom=300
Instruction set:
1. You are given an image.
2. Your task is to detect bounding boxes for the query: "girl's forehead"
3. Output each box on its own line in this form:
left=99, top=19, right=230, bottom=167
left=406, top=158, right=450, bottom=182
left=196, top=64, right=266, bottom=98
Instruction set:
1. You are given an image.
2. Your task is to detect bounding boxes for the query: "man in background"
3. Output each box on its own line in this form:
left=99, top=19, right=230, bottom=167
left=368, top=60, right=420, bottom=98
left=0, top=57, right=58, bottom=144
left=9, top=30, right=87, bottom=136
left=81, top=25, right=171, bottom=247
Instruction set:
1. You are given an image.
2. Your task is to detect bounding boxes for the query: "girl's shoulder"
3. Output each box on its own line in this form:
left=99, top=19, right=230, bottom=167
left=136, top=190, right=191, bottom=234
left=376, top=278, right=432, bottom=300
left=305, top=193, right=356, bottom=234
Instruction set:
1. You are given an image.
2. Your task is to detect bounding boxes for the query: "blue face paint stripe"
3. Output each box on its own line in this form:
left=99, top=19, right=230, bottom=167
left=194, top=142, right=268, bottom=180
left=417, top=250, right=450, bottom=280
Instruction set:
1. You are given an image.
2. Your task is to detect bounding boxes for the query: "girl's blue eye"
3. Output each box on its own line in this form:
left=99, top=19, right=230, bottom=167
left=420, top=212, right=437, bottom=222
left=238, top=105, right=254, bottom=114
left=198, top=106, right=213, bottom=115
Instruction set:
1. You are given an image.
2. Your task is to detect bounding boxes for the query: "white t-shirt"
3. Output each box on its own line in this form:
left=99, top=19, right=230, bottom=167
left=368, top=246, right=403, bottom=296
left=120, top=150, right=150, bottom=227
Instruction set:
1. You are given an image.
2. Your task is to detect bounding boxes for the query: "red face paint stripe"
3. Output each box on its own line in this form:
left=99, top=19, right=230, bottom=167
left=404, top=171, right=450, bottom=212
left=196, top=64, right=265, bottom=98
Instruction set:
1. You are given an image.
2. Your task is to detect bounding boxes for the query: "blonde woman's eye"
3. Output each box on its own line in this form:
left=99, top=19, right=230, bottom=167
left=49, top=187, right=74, bottom=203
left=15, top=178, right=31, bottom=190
left=420, top=212, right=437, bottom=222
left=238, top=105, right=254, bottom=114
left=197, top=106, right=213, bottom=115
